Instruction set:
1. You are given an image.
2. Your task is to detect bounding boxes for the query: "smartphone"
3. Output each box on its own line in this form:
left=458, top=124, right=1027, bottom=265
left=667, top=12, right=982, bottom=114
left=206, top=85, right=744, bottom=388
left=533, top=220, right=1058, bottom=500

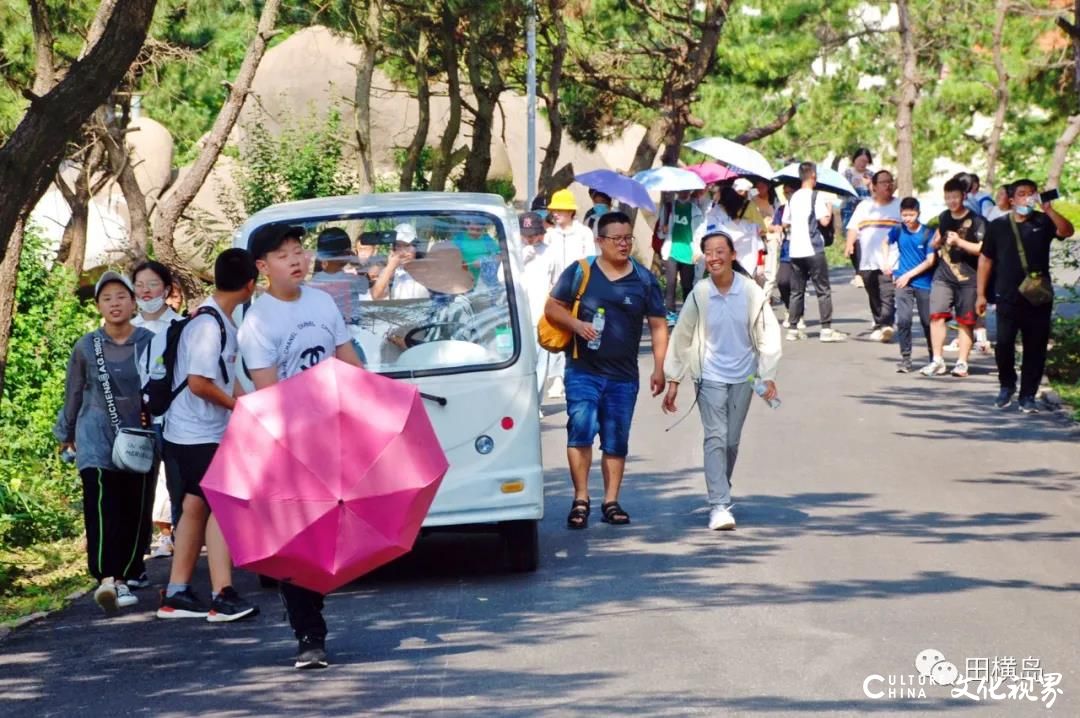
left=1040, top=188, right=1060, bottom=203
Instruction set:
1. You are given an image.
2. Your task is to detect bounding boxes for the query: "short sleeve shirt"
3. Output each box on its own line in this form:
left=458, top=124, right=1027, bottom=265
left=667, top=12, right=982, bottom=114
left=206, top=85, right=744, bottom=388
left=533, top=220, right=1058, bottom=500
left=550, top=260, right=665, bottom=382
left=888, top=224, right=935, bottom=291
left=238, top=286, right=350, bottom=381
left=934, top=210, right=987, bottom=286
left=848, top=198, right=901, bottom=271
left=982, top=212, right=1065, bottom=305
left=783, top=189, right=832, bottom=259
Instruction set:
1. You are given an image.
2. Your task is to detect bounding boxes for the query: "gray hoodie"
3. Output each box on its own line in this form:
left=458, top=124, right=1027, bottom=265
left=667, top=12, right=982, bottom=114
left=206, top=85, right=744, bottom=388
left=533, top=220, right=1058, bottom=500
left=53, top=326, right=154, bottom=472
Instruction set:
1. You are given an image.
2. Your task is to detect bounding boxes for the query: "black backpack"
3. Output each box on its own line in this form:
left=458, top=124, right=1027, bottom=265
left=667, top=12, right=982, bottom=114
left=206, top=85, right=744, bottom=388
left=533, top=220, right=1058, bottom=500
left=142, top=306, right=228, bottom=417
left=810, top=189, right=836, bottom=247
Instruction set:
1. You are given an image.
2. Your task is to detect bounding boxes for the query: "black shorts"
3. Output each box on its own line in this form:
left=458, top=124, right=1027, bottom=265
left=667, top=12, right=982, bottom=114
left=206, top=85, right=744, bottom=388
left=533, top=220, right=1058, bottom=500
left=930, top=280, right=977, bottom=326
left=162, top=441, right=219, bottom=502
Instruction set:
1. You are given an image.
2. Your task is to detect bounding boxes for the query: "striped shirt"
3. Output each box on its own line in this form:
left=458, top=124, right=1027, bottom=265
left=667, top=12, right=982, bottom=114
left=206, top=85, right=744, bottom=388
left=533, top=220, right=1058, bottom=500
left=847, top=198, right=901, bottom=271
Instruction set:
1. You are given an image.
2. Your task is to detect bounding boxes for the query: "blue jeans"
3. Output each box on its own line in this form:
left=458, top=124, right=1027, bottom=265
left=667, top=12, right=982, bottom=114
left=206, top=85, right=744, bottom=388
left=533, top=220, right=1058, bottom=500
left=565, top=367, right=638, bottom=458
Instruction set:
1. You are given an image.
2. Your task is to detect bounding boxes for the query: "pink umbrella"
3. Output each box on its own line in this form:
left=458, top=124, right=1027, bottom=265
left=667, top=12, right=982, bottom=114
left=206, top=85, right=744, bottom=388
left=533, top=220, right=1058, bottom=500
left=686, top=162, right=738, bottom=184
left=202, top=358, right=448, bottom=594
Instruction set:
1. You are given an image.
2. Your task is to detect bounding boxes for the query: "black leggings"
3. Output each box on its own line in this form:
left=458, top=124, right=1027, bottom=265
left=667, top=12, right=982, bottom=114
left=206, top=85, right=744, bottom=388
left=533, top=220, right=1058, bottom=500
left=776, top=262, right=792, bottom=309
left=80, top=468, right=152, bottom=582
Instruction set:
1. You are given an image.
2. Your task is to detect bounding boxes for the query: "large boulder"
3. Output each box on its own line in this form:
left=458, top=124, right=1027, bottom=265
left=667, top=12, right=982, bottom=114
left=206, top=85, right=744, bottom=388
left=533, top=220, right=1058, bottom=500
left=126, top=116, right=174, bottom=200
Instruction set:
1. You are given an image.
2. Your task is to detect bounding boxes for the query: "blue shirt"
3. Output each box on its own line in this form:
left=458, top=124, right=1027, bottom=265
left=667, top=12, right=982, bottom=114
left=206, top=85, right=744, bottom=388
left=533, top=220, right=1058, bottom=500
left=887, top=223, right=934, bottom=290
left=551, top=259, right=665, bottom=382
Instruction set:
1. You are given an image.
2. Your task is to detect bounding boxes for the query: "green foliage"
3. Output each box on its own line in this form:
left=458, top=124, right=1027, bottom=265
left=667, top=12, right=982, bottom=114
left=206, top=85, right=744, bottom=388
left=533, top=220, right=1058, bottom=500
left=233, top=110, right=360, bottom=216
left=394, top=146, right=435, bottom=191
left=0, top=228, right=97, bottom=549
left=1046, top=315, right=1080, bottom=384
left=485, top=177, right=516, bottom=203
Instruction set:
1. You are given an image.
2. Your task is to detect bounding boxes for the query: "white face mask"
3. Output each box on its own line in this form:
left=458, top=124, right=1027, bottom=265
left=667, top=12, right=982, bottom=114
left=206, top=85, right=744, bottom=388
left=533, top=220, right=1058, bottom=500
left=137, top=295, right=165, bottom=314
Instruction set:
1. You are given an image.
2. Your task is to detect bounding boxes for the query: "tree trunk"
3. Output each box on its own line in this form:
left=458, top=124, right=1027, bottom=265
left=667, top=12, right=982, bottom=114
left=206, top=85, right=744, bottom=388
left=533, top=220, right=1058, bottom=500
left=430, top=12, right=463, bottom=191
left=538, top=0, right=568, bottom=194
left=0, top=0, right=157, bottom=269
left=0, top=220, right=25, bottom=403
left=152, top=0, right=281, bottom=299
left=895, top=0, right=919, bottom=196
left=399, top=30, right=431, bottom=192
left=628, top=118, right=667, bottom=175
left=103, top=107, right=151, bottom=260
left=1048, top=114, right=1080, bottom=190
left=985, top=0, right=1009, bottom=187
left=27, top=0, right=56, bottom=95
left=460, top=45, right=503, bottom=192
left=354, top=0, right=385, bottom=193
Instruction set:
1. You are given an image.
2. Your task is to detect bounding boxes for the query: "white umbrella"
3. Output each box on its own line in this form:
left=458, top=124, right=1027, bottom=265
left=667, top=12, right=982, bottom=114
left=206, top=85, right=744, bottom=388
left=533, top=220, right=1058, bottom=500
left=632, top=167, right=706, bottom=193
left=686, top=137, right=774, bottom=179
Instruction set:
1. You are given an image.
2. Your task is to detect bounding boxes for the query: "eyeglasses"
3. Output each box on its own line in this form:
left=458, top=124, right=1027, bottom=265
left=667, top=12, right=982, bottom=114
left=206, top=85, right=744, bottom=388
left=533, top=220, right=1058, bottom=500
left=600, top=235, right=634, bottom=245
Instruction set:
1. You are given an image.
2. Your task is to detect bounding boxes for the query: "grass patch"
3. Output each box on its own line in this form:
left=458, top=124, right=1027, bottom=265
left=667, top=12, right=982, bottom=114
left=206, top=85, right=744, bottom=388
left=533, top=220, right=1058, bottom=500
left=1050, top=381, right=1080, bottom=422
left=0, top=537, right=90, bottom=626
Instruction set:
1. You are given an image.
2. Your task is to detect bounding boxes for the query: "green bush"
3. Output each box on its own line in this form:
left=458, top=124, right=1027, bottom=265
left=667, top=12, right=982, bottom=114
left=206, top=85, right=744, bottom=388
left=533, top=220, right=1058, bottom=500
left=485, top=177, right=516, bottom=203
left=1046, top=315, right=1080, bottom=384
left=0, top=228, right=96, bottom=548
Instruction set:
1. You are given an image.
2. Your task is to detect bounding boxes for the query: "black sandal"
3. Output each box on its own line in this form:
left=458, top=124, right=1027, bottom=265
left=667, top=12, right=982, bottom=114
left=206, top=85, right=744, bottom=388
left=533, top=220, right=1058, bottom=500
left=567, top=499, right=590, bottom=529
left=600, top=501, right=630, bottom=525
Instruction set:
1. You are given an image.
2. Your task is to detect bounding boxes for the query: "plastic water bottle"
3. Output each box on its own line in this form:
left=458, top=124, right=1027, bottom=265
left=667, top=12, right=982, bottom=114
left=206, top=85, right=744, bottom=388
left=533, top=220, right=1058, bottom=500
left=587, top=308, right=606, bottom=351
left=752, top=376, right=781, bottom=409
left=60, top=448, right=76, bottom=463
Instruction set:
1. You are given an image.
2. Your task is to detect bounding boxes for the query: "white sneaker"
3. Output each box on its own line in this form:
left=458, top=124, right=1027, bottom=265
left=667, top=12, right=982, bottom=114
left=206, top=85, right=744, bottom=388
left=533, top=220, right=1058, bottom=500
left=869, top=328, right=884, bottom=342
left=782, top=315, right=791, bottom=329
left=820, top=328, right=847, bottom=343
left=919, top=358, right=947, bottom=377
left=944, top=338, right=960, bottom=353
left=974, top=340, right=992, bottom=354
left=708, top=506, right=736, bottom=531
left=95, top=579, right=118, bottom=614
left=115, top=583, right=138, bottom=608
left=546, top=376, right=565, bottom=399
left=785, top=329, right=805, bottom=342
left=852, top=275, right=864, bottom=288
left=880, top=326, right=894, bottom=343
left=797, top=319, right=806, bottom=330
left=149, top=535, right=173, bottom=559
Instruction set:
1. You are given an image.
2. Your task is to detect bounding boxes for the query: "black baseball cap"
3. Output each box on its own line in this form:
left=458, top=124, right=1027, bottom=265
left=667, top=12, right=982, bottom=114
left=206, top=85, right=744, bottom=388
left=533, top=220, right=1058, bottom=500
left=316, top=227, right=353, bottom=259
left=248, top=224, right=305, bottom=260
left=519, top=212, right=546, bottom=237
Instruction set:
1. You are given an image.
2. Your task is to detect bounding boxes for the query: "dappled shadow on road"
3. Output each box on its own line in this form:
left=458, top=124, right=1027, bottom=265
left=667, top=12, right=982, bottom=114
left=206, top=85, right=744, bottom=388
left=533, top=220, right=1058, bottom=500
left=956, top=467, right=1080, bottom=494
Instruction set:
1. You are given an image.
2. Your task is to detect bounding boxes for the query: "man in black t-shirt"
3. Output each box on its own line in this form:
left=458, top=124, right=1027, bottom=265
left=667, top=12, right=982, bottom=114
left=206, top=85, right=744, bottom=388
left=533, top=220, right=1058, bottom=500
left=921, top=178, right=987, bottom=379
left=545, top=211, right=668, bottom=529
left=977, top=178, right=1074, bottom=413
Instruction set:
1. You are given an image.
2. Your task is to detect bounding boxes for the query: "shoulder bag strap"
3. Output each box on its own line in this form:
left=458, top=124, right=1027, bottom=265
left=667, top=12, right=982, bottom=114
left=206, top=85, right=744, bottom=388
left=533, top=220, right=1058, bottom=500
left=570, top=258, right=593, bottom=360
left=93, top=333, right=122, bottom=435
left=1008, top=214, right=1031, bottom=274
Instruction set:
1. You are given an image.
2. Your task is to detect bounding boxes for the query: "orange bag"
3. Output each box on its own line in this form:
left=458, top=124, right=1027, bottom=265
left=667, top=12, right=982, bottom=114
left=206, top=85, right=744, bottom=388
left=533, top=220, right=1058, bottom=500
left=537, top=259, right=592, bottom=358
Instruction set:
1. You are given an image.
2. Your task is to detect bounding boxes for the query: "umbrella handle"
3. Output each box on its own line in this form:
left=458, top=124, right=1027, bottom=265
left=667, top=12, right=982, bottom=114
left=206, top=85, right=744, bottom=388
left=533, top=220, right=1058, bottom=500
left=420, top=392, right=448, bottom=407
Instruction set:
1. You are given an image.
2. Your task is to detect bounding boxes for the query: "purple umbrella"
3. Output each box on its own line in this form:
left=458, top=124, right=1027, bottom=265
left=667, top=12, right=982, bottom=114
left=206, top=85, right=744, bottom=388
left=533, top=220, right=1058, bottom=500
left=574, top=170, right=657, bottom=212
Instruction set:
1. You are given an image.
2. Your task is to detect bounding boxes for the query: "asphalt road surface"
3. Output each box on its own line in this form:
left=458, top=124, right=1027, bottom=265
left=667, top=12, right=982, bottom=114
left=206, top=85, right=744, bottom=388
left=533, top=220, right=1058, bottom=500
left=3, top=269, right=1079, bottom=717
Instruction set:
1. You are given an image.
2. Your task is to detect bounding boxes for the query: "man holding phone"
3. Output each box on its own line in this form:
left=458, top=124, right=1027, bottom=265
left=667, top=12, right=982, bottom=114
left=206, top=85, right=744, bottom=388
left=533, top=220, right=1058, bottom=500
left=978, top=180, right=1074, bottom=412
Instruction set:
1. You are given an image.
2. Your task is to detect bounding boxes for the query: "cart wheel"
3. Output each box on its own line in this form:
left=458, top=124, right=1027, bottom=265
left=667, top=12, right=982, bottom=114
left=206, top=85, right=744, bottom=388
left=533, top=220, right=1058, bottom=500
left=257, top=574, right=279, bottom=589
left=500, top=520, right=539, bottom=573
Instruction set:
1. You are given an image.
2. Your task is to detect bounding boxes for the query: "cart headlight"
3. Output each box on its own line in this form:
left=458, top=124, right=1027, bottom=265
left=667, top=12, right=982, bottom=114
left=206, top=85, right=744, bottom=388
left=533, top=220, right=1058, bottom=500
left=475, top=435, right=495, bottom=455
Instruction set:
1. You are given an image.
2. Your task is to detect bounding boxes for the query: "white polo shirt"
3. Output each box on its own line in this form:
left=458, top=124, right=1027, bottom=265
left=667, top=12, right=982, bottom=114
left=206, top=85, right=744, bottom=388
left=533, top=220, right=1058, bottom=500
left=702, top=274, right=756, bottom=384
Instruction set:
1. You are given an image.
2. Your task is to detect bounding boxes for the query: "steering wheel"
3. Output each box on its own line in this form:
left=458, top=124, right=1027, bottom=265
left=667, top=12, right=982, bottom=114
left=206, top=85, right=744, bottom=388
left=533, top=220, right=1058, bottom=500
left=403, top=322, right=464, bottom=348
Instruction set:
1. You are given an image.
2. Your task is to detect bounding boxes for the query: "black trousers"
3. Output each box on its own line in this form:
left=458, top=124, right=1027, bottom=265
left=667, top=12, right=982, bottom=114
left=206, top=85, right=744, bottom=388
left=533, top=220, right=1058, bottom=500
left=664, top=259, right=696, bottom=311
left=788, top=253, right=833, bottom=328
left=995, top=300, right=1052, bottom=400
left=776, top=262, right=792, bottom=309
left=858, top=269, right=896, bottom=328
left=281, top=583, right=327, bottom=641
left=80, top=468, right=152, bottom=582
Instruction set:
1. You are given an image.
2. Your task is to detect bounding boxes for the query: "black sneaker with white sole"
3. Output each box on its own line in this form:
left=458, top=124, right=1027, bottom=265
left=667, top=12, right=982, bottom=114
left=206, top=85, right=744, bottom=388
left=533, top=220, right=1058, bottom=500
left=295, top=636, right=329, bottom=670
left=207, top=586, right=259, bottom=623
left=1018, top=397, right=1039, bottom=414
left=994, top=387, right=1014, bottom=409
left=126, top=573, right=151, bottom=590
left=156, top=587, right=210, bottom=619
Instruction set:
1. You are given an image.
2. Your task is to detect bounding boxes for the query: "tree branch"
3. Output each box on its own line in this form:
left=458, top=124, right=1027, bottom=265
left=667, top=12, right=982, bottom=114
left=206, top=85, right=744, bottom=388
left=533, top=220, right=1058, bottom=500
left=733, top=103, right=799, bottom=145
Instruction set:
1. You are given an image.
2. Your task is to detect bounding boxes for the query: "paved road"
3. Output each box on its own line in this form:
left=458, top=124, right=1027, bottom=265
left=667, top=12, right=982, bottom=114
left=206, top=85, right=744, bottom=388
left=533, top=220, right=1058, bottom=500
left=4, top=270, right=1080, bottom=717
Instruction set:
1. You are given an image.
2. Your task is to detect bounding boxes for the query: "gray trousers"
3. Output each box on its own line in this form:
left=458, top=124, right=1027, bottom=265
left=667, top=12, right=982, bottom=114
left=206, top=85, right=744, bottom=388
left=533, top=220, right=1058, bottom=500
left=697, top=380, right=754, bottom=508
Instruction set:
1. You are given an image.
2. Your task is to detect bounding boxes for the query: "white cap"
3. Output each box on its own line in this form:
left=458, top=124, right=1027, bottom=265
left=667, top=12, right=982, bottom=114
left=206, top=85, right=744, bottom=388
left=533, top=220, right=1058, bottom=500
left=94, top=270, right=134, bottom=300
left=733, top=178, right=754, bottom=193
left=395, top=223, right=419, bottom=245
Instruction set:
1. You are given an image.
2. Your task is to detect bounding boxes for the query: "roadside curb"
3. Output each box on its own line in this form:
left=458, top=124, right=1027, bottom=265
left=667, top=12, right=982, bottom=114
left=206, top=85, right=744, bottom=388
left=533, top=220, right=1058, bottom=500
left=0, top=584, right=93, bottom=643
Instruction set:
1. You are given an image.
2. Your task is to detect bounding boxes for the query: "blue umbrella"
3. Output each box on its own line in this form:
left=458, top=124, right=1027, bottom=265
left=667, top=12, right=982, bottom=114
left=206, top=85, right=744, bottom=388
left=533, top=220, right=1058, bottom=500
left=574, top=170, right=657, bottom=212
left=632, top=167, right=706, bottom=193
left=771, top=162, right=857, bottom=198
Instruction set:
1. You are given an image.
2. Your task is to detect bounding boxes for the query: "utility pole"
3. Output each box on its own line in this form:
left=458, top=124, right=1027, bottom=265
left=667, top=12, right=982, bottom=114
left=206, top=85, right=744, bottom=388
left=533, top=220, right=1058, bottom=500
left=526, top=0, right=538, bottom=206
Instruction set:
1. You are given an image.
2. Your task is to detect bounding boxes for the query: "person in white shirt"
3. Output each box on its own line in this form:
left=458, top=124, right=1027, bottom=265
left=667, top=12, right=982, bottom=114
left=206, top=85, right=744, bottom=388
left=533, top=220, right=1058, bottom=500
left=781, top=162, right=847, bottom=343
left=238, top=224, right=364, bottom=670
left=131, top=261, right=184, bottom=561
left=662, top=230, right=782, bottom=531
left=712, top=186, right=764, bottom=284
left=544, top=189, right=597, bottom=398
left=519, top=212, right=560, bottom=398
left=156, top=249, right=260, bottom=624
left=985, top=183, right=1012, bottom=222
left=370, top=224, right=431, bottom=301
left=845, top=169, right=902, bottom=342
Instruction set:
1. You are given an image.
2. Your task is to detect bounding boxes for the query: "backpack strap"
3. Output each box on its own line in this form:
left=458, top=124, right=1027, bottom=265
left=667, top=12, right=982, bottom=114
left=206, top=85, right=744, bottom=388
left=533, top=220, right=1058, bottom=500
left=172, top=306, right=230, bottom=401
left=570, top=258, right=593, bottom=360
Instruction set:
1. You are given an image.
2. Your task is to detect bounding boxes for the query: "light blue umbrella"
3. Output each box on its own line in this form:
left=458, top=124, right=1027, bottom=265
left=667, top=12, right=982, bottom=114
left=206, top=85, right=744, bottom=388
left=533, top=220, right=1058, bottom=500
left=771, top=162, right=857, bottom=198
left=574, top=170, right=657, bottom=212
left=632, top=167, right=706, bottom=193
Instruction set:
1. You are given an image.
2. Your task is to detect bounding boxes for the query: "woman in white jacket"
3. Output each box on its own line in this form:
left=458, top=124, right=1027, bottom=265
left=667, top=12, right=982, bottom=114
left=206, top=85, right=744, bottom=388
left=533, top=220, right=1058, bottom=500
left=661, top=229, right=782, bottom=531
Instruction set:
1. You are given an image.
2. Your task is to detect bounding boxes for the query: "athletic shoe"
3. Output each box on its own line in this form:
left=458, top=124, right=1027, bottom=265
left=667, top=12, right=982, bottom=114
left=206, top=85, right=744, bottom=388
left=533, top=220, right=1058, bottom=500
left=207, top=586, right=259, bottom=623
left=295, top=636, right=329, bottom=670
left=708, top=506, right=736, bottom=531
left=919, top=359, right=947, bottom=377
left=852, top=275, right=864, bottom=288
left=1018, top=397, right=1039, bottom=414
left=785, top=329, right=805, bottom=342
left=126, top=573, right=151, bottom=590
left=951, top=361, right=970, bottom=378
left=974, top=340, right=992, bottom=354
left=546, top=376, right=565, bottom=399
left=149, top=535, right=173, bottom=559
left=116, top=583, right=138, bottom=608
left=944, top=338, right=960, bottom=353
left=94, top=579, right=118, bottom=614
left=781, top=315, right=790, bottom=329
left=797, top=318, right=806, bottom=330
left=156, top=588, right=210, bottom=619
left=819, top=328, right=847, bottom=343
left=994, top=388, right=1014, bottom=409
left=869, top=328, right=883, bottom=342
left=897, top=357, right=913, bottom=373
left=880, top=326, right=895, bottom=343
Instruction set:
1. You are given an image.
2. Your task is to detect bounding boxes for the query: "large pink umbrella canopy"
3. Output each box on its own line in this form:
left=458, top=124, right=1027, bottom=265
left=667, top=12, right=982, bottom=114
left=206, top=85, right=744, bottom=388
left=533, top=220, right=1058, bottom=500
left=202, top=358, right=448, bottom=594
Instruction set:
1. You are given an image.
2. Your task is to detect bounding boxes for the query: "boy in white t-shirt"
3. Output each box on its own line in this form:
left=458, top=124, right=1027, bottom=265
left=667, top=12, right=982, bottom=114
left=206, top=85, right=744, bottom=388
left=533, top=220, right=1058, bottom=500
left=156, top=249, right=260, bottom=624
left=238, top=224, right=364, bottom=670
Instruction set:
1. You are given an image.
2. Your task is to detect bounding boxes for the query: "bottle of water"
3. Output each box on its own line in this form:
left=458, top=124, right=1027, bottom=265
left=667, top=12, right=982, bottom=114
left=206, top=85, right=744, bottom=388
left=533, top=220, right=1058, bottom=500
left=752, top=375, right=781, bottom=409
left=587, top=308, right=606, bottom=351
